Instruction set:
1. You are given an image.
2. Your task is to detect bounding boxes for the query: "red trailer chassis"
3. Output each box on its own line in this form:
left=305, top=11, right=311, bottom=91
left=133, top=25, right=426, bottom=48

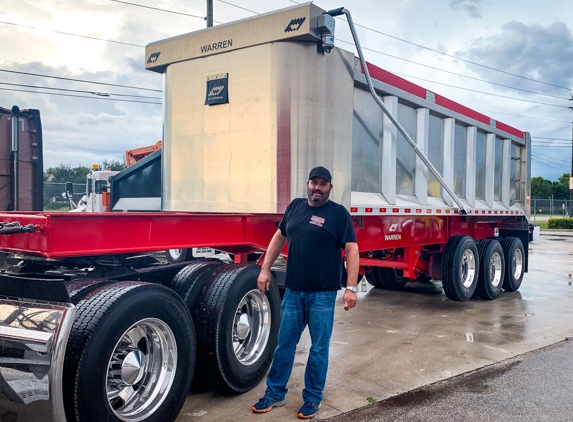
left=0, top=211, right=528, bottom=281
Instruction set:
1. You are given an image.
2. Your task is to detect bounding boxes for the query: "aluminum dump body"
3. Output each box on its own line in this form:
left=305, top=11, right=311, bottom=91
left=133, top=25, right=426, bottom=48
left=146, top=2, right=529, bottom=219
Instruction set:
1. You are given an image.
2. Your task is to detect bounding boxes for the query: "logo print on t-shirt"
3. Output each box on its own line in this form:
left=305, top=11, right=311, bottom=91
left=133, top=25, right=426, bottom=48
left=310, top=215, right=325, bottom=227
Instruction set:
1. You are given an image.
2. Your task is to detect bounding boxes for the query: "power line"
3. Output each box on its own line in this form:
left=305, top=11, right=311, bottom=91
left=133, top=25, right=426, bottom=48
left=218, top=0, right=259, bottom=15
left=222, top=1, right=569, bottom=103
left=0, top=82, right=162, bottom=99
left=284, top=0, right=570, bottom=91
left=336, top=39, right=569, bottom=101
left=531, top=159, right=569, bottom=170
left=0, top=20, right=144, bottom=47
left=392, top=71, right=568, bottom=109
left=0, top=87, right=161, bottom=105
left=532, top=154, right=571, bottom=166
left=0, top=69, right=161, bottom=93
left=532, top=137, right=572, bottom=141
left=109, top=0, right=206, bottom=19
left=475, top=109, right=571, bottom=124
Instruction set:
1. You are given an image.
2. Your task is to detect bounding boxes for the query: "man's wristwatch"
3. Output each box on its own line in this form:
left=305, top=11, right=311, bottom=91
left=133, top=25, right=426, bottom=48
left=346, top=285, right=357, bottom=293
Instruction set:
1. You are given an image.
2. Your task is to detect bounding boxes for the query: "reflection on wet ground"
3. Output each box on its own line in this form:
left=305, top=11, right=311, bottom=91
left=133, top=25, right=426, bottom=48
left=175, top=234, right=573, bottom=421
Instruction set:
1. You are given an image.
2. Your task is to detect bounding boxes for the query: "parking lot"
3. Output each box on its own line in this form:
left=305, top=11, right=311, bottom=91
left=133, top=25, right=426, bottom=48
left=175, top=232, right=573, bottom=421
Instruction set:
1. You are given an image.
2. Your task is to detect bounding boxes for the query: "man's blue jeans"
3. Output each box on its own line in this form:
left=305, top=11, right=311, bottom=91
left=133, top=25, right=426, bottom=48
left=264, top=288, right=337, bottom=403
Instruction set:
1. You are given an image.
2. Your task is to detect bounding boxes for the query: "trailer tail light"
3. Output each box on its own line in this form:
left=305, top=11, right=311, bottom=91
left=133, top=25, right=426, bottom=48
left=379, top=208, right=387, bottom=213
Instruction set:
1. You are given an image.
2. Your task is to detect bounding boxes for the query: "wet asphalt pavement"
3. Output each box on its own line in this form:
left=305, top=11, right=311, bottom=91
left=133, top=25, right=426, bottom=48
left=327, top=338, right=573, bottom=422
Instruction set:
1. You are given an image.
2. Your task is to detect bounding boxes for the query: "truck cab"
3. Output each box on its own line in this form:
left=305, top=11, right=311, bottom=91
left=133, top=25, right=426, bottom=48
left=73, top=165, right=118, bottom=212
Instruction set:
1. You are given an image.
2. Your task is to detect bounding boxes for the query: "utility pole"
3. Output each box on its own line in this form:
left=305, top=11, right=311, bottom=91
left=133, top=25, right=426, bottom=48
left=206, top=0, right=213, bottom=27
left=570, top=98, right=573, bottom=211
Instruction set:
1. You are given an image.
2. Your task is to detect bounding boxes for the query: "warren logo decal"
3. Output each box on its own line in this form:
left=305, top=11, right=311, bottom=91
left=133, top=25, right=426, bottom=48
left=205, top=74, right=229, bottom=106
left=147, top=52, right=161, bottom=64
left=208, top=86, right=225, bottom=97
left=284, top=17, right=306, bottom=33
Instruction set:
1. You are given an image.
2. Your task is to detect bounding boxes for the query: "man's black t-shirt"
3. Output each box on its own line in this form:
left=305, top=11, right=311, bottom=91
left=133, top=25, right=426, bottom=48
left=278, top=198, right=357, bottom=292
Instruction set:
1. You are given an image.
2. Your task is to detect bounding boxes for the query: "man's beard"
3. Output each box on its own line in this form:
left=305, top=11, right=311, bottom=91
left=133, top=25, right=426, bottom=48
left=308, top=188, right=329, bottom=205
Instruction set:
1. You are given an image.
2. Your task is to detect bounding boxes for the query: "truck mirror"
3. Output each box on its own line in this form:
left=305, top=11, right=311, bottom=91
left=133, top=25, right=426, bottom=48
left=65, top=182, right=74, bottom=196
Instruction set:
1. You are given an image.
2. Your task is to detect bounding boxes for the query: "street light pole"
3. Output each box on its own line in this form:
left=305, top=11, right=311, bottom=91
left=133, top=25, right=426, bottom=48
left=207, top=0, right=213, bottom=27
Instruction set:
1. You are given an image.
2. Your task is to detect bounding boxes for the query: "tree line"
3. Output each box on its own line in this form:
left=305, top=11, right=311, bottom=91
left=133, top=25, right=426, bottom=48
left=531, top=173, right=571, bottom=199
left=44, top=159, right=126, bottom=184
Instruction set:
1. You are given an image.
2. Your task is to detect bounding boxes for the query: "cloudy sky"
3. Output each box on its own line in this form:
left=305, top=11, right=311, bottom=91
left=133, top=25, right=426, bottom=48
left=1, top=0, right=572, bottom=181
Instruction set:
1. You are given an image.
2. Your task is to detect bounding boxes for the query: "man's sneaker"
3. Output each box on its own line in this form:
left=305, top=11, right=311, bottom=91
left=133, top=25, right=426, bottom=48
left=297, top=401, right=321, bottom=419
left=252, top=397, right=286, bottom=413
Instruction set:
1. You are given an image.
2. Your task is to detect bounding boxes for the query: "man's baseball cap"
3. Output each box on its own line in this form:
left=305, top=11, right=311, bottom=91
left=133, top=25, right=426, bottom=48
left=308, top=166, right=332, bottom=183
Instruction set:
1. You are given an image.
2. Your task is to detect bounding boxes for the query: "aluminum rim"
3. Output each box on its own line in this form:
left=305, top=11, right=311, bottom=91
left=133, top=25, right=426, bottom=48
left=489, top=252, right=503, bottom=287
left=167, top=249, right=182, bottom=260
left=232, top=289, right=271, bottom=366
left=106, top=318, right=177, bottom=421
left=512, top=248, right=524, bottom=279
left=461, top=249, right=476, bottom=288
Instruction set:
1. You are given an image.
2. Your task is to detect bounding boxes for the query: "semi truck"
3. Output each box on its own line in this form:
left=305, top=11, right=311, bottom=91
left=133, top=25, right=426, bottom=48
left=0, top=4, right=530, bottom=422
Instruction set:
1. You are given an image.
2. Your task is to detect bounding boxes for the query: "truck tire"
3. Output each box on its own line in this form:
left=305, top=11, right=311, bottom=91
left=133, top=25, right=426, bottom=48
left=66, top=279, right=110, bottom=304
left=169, top=260, right=225, bottom=313
left=365, top=267, right=408, bottom=290
left=193, top=264, right=280, bottom=392
left=475, top=239, right=504, bottom=300
left=63, top=282, right=195, bottom=422
left=501, top=237, right=525, bottom=291
left=441, top=235, right=479, bottom=301
left=166, top=248, right=193, bottom=263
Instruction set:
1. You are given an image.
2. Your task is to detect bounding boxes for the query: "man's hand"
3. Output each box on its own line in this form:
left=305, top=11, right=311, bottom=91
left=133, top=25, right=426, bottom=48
left=257, top=268, right=271, bottom=295
left=343, top=289, right=357, bottom=311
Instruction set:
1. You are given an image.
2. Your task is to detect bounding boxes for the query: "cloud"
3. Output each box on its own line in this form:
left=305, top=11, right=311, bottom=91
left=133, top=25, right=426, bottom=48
left=449, top=0, right=484, bottom=19
left=458, top=20, right=573, bottom=94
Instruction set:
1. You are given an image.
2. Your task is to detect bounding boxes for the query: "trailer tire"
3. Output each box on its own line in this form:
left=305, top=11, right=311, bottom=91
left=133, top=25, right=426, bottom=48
left=441, top=235, right=479, bottom=301
left=169, top=260, right=225, bottom=313
left=501, top=237, right=525, bottom=291
left=365, top=267, right=408, bottom=290
left=63, top=282, right=195, bottom=422
left=365, top=268, right=386, bottom=288
left=194, top=264, right=280, bottom=392
left=475, top=239, right=504, bottom=300
left=166, top=248, right=193, bottom=263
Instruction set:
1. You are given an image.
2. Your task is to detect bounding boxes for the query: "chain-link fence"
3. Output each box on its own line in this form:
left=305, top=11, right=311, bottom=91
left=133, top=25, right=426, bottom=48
left=531, top=198, right=573, bottom=223
left=44, top=182, right=86, bottom=211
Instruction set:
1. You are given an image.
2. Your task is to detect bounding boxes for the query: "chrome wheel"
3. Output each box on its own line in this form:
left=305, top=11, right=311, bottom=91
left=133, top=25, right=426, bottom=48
left=512, top=248, right=523, bottom=280
left=461, top=249, right=476, bottom=288
left=490, top=252, right=503, bottom=287
left=232, top=289, right=271, bottom=366
left=106, top=318, right=177, bottom=421
left=168, top=249, right=183, bottom=260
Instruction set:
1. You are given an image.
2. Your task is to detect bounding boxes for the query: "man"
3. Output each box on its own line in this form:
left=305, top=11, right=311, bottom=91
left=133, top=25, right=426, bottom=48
left=252, top=166, right=359, bottom=419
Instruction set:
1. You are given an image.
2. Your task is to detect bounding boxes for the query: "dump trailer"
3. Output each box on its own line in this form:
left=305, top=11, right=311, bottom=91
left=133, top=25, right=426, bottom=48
left=0, top=4, right=530, bottom=422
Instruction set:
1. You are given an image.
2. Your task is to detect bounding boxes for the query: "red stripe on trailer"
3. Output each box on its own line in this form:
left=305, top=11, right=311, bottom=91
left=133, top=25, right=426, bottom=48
left=497, top=121, right=525, bottom=139
left=361, top=61, right=525, bottom=139
left=363, top=62, right=427, bottom=99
